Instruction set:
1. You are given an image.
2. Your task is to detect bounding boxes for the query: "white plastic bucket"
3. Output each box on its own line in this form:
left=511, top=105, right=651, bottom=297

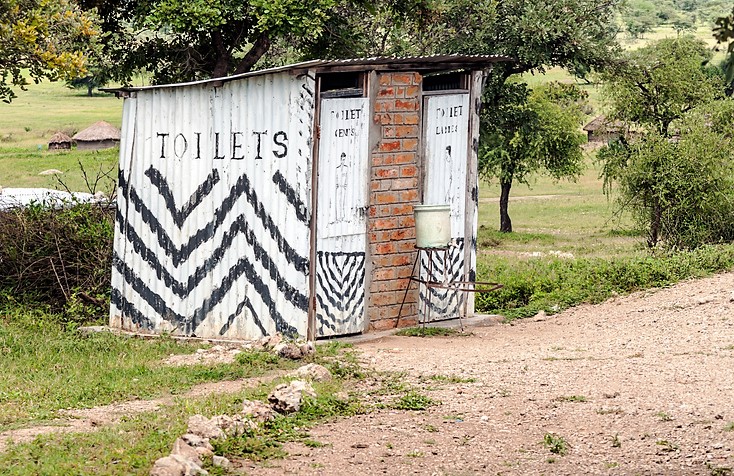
left=414, top=204, right=451, bottom=248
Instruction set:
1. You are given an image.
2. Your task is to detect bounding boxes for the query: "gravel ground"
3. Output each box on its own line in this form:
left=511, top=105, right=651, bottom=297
left=248, top=272, right=734, bottom=476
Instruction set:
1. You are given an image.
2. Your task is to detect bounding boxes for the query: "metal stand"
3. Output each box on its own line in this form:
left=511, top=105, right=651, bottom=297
left=396, top=244, right=503, bottom=330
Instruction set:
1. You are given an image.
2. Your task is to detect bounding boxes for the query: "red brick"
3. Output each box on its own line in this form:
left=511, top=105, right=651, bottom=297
left=395, top=99, right=418, bottom=111
left=392, top=74, right=413, bottom=85
left=369, top=318, right=398, bottom=331
left=370, top=181, right=380, bottom=191
left=373, top=267, right=397, bottom=280
left=378, top=87, right=395, bottom=97
left=379, top=74, right=391, bottom=86
left=374, top=217, right=398, bottom=230
left=390, top=228, right=415, bottom=241
left=395, top=153, right=416, bottom=164
left=376, top=205, right=391, bottom=216
left=379, top=140, right=401, bottom=152
left=371, top=279, right=411, bottom=293
left=374, top=167, right=398, bottom=179
left=397, top=240, right=417, bottom=252
left=375, top=100, right=394, bottom=112
left=375, top=113, right=392, bottom=125
left=397, top=266, right=415, bottom=278
left=374, top=242, right=397, bottom=254
left=391, top=254, right=413, bottom=266
left=395, top=316, right=418, bottom=328
left=400, top=165, right=418, bottom=177
left=392, top=204, right=413, bottom=215
left=395, top=125, right=418, bottom=138
left=374, top=192, right=398, bottom=204
left=402, top=138, right=418, bottom=151
left=392, top=177, right=418, bottom=190
left=372, top=292, right=400, bottom=306
left=413, top=73, right=422, bottom=84
left=383, top=126, right=395, bottom=138
left=405, top=85, right=420, bottom=97
left=398, top=216, right=416, bottom=228
left=403, top=113, right=419, bottom=125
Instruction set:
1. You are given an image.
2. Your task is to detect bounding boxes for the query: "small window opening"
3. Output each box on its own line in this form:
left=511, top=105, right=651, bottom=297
left=423, top=72, right=469, bottom=92
left=319, top=72, right=365, bottom=97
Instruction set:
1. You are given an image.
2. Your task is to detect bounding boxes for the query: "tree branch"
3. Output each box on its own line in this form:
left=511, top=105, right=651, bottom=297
left=234, top=32, right=271, bottom=75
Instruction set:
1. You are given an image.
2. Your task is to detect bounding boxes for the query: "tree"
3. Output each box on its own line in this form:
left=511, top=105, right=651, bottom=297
left=599, top=37, right=726, bottom=246
left=79, top=0, right=339, bottom=85
left=600, top=37, right=723, bottom=137
left=0, top=0, right=98, bottom=102
left=479, top=82, right=587, bottom=232
left=714, top=6, right=734, bottom=94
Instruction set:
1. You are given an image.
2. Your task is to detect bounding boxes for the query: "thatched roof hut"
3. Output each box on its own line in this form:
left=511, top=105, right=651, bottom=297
left=583, top=115, right=625, bottom=142
left=48, top=131, right=73, bottom=150
left=73, top=121, right=120, bottom=150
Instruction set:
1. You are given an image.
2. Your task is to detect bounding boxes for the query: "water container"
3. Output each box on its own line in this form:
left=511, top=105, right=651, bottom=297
left=414, top=204, right=451, bottom=248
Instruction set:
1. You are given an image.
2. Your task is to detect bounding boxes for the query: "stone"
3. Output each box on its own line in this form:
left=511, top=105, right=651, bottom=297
left=38, top=169, right=63, bottom=176
left=187, top=415, right=225, bottom=440
left=211, top=414, right=255, bottom=436
left=268, top=380, right=316, bottom=414
left=241, top=399, right=276, bottom=422
left=299, top=341, right=316, bottom=357
left=276, top=342, right=304, bottom=360
left=181, top=434, right=214, bottom=451
left=171, top=438, right=201, bottom=466
left=212, top=455, right=231, bottom=469
left=150, top=455, right=186, bottom=476
left=263, top=333, right=283, bottom=349
left=292, top=363, right=332, bottom=382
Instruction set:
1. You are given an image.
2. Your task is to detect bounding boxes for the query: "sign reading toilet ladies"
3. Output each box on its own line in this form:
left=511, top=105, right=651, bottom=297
left=153, top=130, right=290, bottom=161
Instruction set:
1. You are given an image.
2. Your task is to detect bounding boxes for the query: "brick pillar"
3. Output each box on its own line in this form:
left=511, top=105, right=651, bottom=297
left=367, top=72, right=422, bottom=331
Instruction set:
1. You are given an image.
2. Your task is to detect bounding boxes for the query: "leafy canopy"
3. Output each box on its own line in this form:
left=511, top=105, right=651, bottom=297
left=0, top=0, right=98, bottom=102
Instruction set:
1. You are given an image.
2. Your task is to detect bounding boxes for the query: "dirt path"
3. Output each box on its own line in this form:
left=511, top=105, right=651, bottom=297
left=247, top=273, right=734, bottom=476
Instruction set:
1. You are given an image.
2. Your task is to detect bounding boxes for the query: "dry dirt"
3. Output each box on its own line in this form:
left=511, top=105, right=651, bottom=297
left=248, top=272, right=734, bottom=476
left=3, top=273, right=734, bottom=475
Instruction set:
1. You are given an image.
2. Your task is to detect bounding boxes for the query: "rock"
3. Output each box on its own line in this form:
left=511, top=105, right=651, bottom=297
left=299, top=341, right=316, bottom=357
left=211, top=414, right=255, bottom=436
left=292, top=363, right=332, bottom=382
left=171, top=438, right=201, bottom=465
left=268, top=380, right=316, bottom=413
left=38, top=169, right=63, bottom=176
left=150, top=456, right=186, bottom=476
left=276, top=342, right=304, bottom=360
left=240, top=399, right=276, bottom=422
left=261, top=333, right=283, bottom=349
left=187, top=415, right=225, bottom=440
left=181, top=434, right=214, bottom=451
left=533, top=310, right=547, bottom=321
left=212, top=455, right=231, bottom=469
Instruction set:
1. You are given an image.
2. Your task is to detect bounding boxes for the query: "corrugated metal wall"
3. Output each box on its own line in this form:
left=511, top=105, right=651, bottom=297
left=315, top=97, right=370, bottom=337
left=111, top=71, right=316, bottom=340
left=420, top=93, right=471, bottom=322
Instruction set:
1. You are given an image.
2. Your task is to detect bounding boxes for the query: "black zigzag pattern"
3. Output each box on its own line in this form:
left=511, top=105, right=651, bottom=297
left=113, top=166, right=308, bottom=338
left=418, top=239, right=465, bottom=321
left=315, top=251, right=366, bottom=335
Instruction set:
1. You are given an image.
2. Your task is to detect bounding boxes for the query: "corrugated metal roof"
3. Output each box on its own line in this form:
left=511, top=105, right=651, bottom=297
left=103, top=54, right=512, bottom=94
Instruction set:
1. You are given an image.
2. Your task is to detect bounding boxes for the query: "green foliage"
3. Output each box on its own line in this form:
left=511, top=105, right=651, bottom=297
left=475, top=243, right=734, bottom=318
left=0, top=0, right=98, bottom=102
left=714, top=7, right=734, bottom=93
left=394, top=326, right=458, bottom=337
left=0, top=202, right=114, bottom=319
left=601, top=36, right=723, bottom=137
left=600, top=99, right=734, bottom=248
left=543, top=433, right=569, bottom=455
left=391, top=390, right=436, bottom=411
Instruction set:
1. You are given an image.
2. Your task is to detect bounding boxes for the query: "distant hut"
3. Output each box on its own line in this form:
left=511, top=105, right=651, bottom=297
left=73, top=121, right=120, bottom=150
left=48, top=131, right=73, bottom=150
left=583, top=115, right=625, bottom=143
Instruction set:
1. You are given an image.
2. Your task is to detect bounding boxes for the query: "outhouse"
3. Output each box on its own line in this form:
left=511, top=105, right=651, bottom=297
left=107, top=55, right=509, bottom=340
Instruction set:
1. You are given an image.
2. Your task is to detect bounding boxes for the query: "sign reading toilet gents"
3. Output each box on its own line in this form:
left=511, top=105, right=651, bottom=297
left=153, top=130, right=289, bottom=161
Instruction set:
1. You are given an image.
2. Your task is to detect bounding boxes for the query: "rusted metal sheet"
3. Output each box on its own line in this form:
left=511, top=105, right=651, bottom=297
left=420, top=93, right=471, bottom=322
left=314, top=97, right=370, bottom=336
left=110, top=71, right=316, bottom=340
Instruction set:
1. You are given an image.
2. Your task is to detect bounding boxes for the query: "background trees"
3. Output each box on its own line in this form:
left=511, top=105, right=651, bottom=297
left=0, top=0, right=98, bottom=102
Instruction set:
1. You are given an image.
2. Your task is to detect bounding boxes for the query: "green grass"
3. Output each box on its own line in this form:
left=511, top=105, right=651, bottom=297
left=0, top=307, right=297, bottom=429
left=394, top=326, right=459, bottom=337
left=543, top=433, right=569, bottom=456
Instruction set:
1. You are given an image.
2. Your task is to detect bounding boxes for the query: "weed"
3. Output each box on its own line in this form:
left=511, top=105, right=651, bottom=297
left=597, top=407, right=624, bottom=415
left=406, top=451, right=424, bottom=457
left=427, top=374, right=476, bottom=384
left=547, top=457, right=557, bottom=463
left=385, top=442, right=394, bottom=449
left=708, top=463, right=733, bottom=476
left=302, top=439, right=327, bottom=448
left=424, top=424, right=438, bottom=432
left=724, top=421, right=734, bottom=432
left=656, top=411, right=673, bottom=422
left=656, top=440, right=679, bottom=452
left=611, top=434, right=622, bottom=448
left=605, top=461, right=619, bottom=468
left=556, top=395, right=588, bottom=403
left=395, top=326, right=458, bottom=337
left=543, top=433, right=568, bottom=456
left=392, top=391, right=436, bottom=411
left=424, top=439, right=436, bottom=445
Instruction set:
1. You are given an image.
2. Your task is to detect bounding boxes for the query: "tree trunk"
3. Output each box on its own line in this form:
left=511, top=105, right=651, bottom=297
left=87, top=84, right=93, bottom=97
left=211, top=31, right=231, bottom=78
left=234, top=32, right=271, bottom=75
left=648, top=198, right=662, bottom=247
left=499, top=180, right=513, bottom=233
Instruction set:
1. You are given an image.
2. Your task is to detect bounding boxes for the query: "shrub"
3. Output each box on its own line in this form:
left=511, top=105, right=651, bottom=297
left=0, top=202, right=114, bottom=321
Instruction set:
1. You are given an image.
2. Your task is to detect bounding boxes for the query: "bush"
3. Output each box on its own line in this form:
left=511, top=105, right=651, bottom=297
left=476, top=244, right=734, bottom=319
left=0, top=202, right=114, bottom=321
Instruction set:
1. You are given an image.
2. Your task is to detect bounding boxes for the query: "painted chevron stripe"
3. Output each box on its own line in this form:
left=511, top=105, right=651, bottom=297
left=271, top=170, right=309, bottom=224
left=145, top=166, right=220, bottom=228
left=419, top=239, right=465, bottom=321
left=315, top=251, right=366, bottom=335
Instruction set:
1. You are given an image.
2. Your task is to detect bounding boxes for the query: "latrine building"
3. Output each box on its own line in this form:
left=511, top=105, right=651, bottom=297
left=107, top=55, right=509, bottom=340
